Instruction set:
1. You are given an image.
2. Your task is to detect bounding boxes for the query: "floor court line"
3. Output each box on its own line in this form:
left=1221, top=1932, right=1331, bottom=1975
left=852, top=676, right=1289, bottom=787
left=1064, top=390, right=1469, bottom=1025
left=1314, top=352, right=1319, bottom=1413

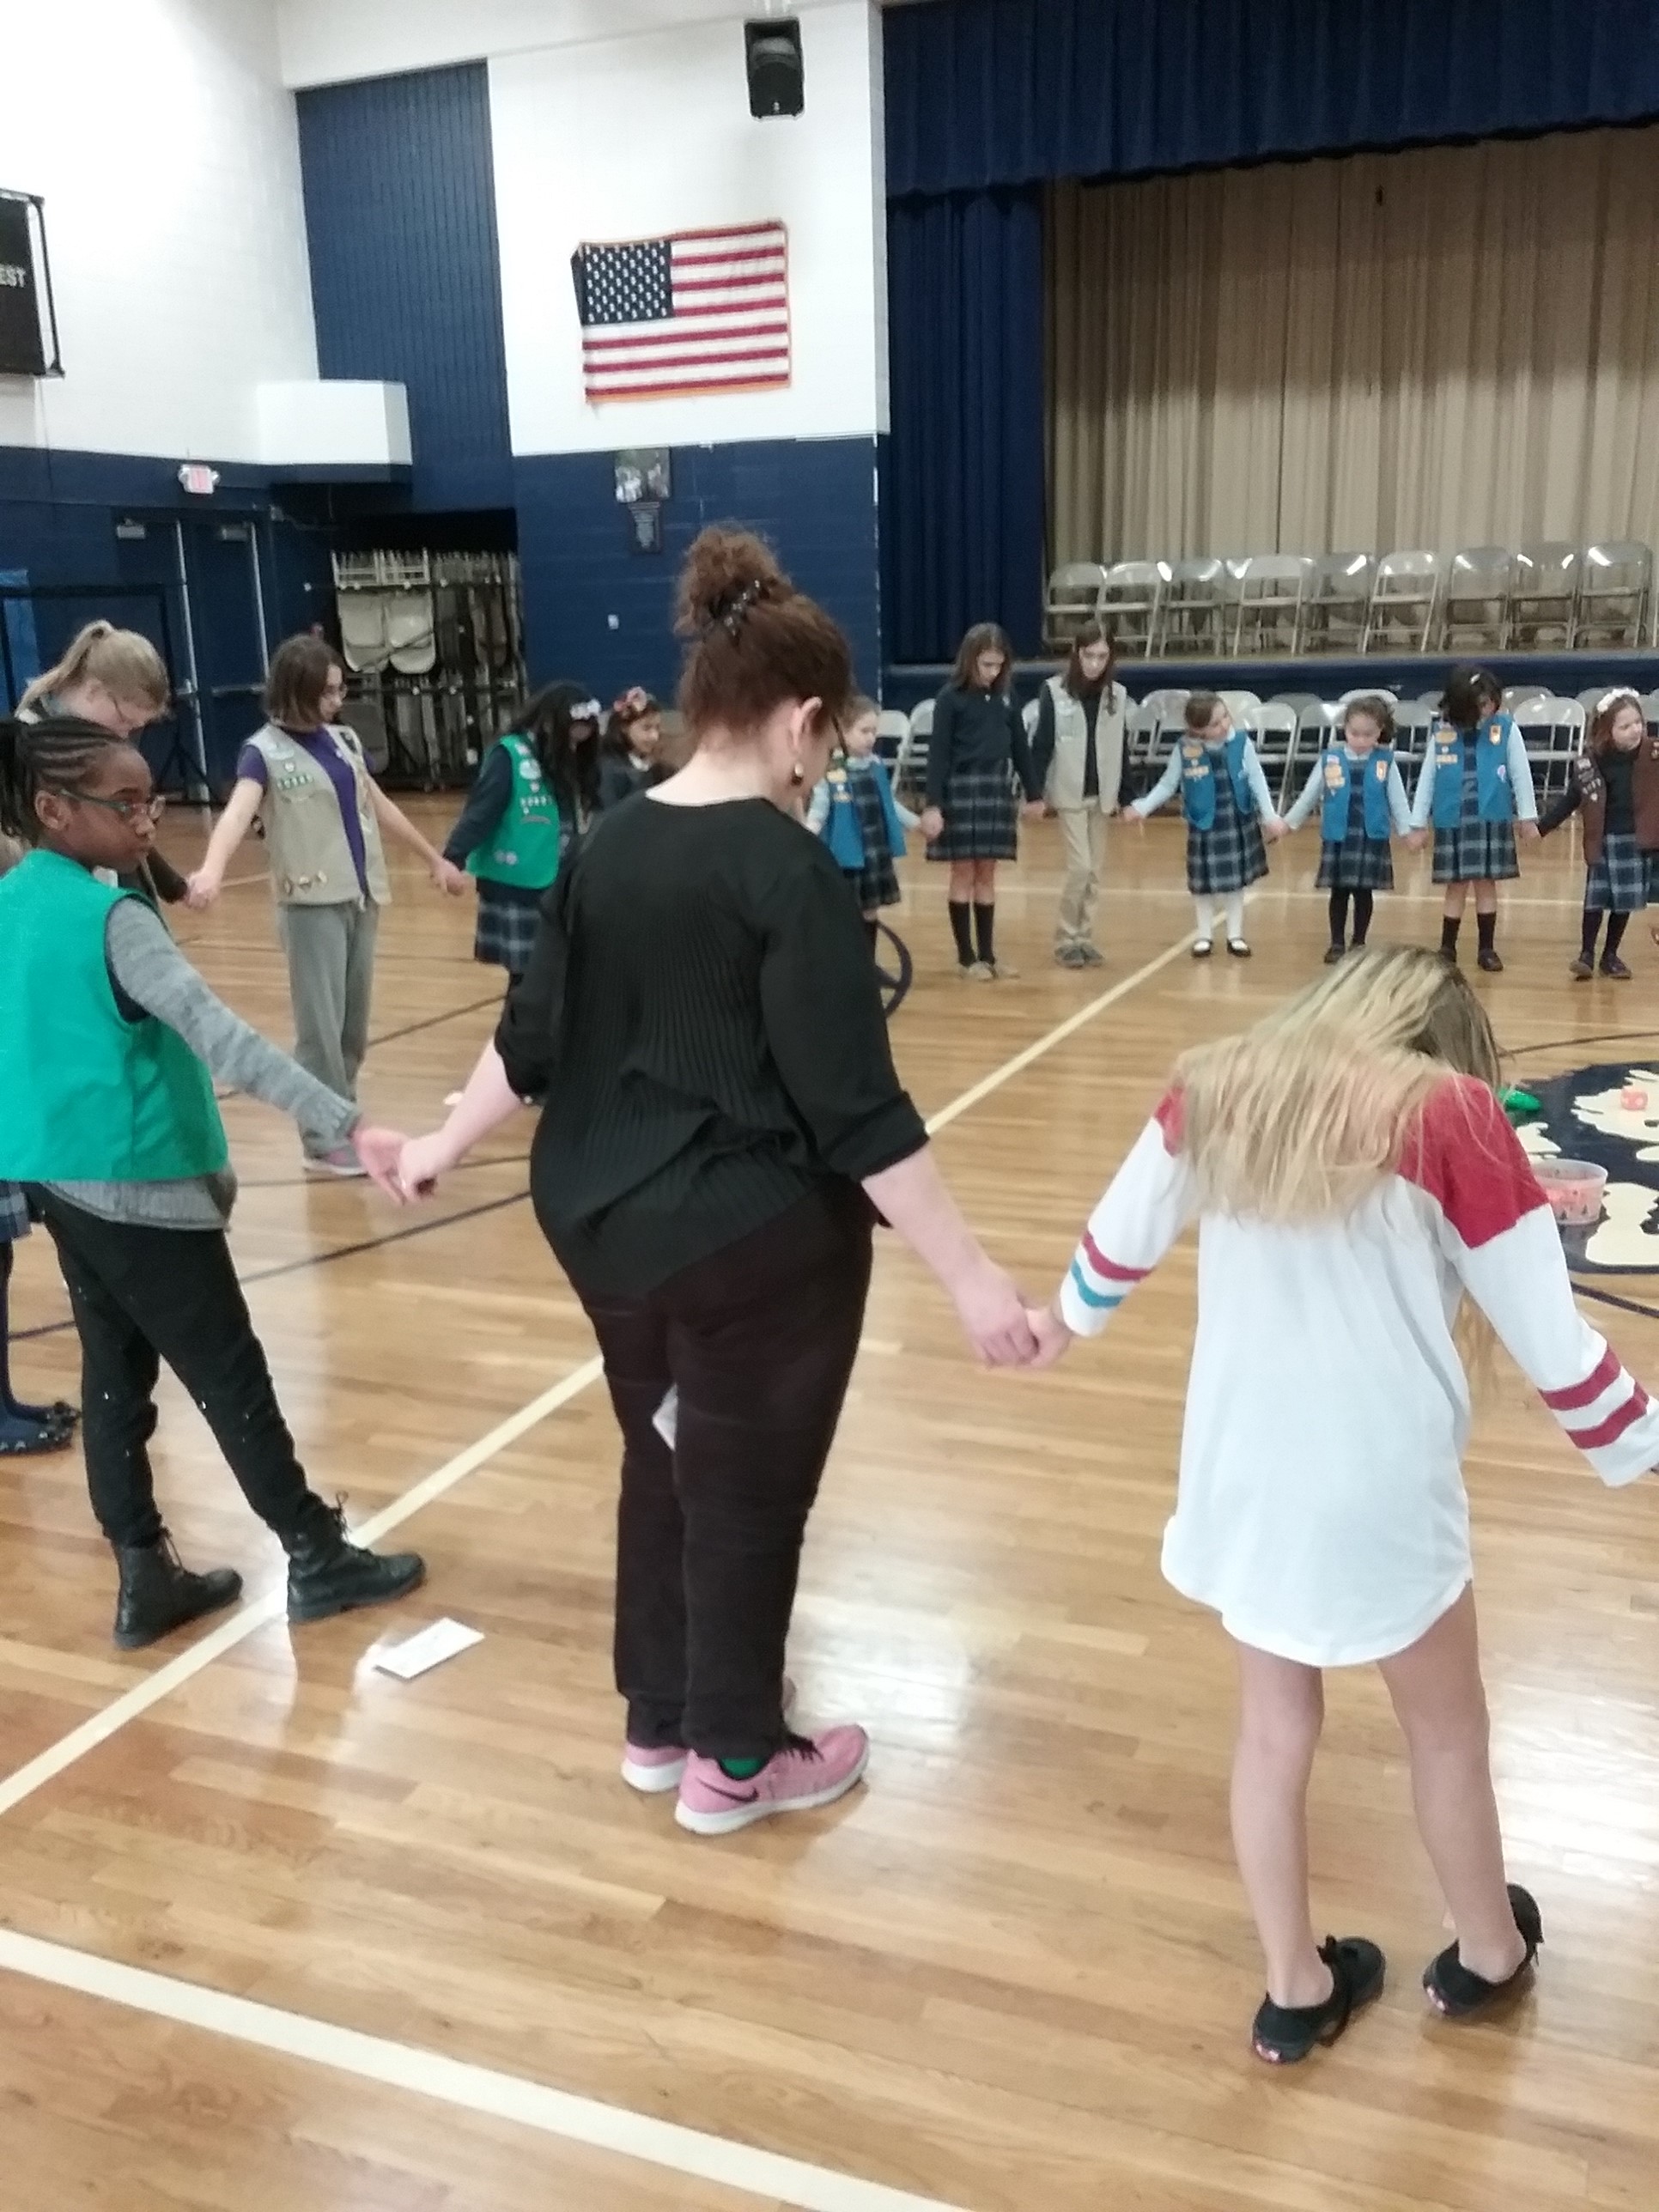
left=0, top=1929, right=965, bottom=2212
left=0, top=917, right=1197, bottom=2199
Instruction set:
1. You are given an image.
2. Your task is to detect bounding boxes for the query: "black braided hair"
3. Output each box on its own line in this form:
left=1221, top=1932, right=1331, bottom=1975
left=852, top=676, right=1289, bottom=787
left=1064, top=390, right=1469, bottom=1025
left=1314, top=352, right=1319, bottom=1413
left=0, top=714, right=122, bottom=844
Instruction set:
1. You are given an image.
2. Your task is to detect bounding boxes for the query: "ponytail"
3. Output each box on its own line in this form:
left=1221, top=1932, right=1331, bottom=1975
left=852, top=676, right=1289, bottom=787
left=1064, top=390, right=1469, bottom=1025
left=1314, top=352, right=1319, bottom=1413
left=17, top=621, right=169, bottom=719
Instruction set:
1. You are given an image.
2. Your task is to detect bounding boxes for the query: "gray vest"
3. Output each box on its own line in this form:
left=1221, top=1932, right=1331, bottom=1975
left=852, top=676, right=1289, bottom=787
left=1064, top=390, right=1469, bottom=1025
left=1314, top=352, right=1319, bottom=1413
left=1043, top=676, right=1127, bottom=811
left=244, top=723, right=392, bottom=908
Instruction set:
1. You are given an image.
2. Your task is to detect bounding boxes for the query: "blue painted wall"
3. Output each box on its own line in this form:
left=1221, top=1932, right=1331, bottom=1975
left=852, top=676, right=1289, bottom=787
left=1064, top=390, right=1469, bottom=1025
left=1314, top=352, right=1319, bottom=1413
left=514, top=436, right=883, bottom=705
left=296, top=64, right=514, bottom=513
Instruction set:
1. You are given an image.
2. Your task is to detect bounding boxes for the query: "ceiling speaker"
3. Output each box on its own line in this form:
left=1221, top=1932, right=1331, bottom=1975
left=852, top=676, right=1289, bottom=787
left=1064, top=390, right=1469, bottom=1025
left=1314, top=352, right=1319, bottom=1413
left=744, top=18, right=804, bottom=118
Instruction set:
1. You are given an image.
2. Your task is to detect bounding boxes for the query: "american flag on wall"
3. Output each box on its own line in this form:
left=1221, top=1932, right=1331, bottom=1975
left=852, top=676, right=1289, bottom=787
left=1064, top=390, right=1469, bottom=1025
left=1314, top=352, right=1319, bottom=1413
left=570, top=221, right=791, bottom=404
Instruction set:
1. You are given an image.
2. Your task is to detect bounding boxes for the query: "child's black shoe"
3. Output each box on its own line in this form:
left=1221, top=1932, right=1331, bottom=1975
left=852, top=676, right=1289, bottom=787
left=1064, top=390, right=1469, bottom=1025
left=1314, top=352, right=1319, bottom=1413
left=1251, top=1936, right=1385, bottom=2064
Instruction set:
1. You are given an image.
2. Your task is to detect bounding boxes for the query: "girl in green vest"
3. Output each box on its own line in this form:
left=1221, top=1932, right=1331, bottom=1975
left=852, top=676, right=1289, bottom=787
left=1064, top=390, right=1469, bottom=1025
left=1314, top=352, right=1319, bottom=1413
left=442, top=681, right=601, bottom=986
left=0, top=713, right=428, bottom=1651
left=185, top=635, right=468, bottom=1173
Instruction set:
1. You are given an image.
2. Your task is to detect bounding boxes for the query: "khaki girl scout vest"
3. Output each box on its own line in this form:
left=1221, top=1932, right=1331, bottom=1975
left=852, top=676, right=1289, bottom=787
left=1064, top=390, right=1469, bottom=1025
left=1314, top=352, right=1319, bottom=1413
left=243, top=722, right=392, bottom=907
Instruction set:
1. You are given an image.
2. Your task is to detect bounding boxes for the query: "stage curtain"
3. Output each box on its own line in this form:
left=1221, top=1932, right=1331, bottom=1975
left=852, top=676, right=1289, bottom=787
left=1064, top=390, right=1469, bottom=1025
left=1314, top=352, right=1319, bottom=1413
left=885, top=187, right=1045, bottom=663
left=886, top=0, right=1659, bottom=197
left=1047, top=124, right=1659, bottom=565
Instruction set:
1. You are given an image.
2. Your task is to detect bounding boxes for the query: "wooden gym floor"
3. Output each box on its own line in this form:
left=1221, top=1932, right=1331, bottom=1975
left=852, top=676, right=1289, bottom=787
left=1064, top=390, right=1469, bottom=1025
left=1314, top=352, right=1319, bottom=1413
left=3, top=803, right=1657, bottom=2211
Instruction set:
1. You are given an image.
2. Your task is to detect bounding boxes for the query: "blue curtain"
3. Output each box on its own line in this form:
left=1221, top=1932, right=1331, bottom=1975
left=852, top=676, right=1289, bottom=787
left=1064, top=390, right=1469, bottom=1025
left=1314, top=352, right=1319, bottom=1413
left=886, top=0, right=1659, bottom=195
left=884, top=188, right=1044, bottom=665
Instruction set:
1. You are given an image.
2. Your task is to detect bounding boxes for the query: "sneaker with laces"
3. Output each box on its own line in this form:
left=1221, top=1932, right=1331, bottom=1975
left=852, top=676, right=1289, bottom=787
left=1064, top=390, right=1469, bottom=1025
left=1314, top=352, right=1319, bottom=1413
left=674, top=1724, right=870, bottom=1835
left=304, top=1146, right=368, bottom=1178
left=623, top=1675, right=797, bottom=1795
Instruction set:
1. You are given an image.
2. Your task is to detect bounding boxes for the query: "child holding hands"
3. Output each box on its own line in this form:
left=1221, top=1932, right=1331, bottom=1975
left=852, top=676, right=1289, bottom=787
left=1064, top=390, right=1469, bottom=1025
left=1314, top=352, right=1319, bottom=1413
left=1128, top=694, right=1285, bottom=957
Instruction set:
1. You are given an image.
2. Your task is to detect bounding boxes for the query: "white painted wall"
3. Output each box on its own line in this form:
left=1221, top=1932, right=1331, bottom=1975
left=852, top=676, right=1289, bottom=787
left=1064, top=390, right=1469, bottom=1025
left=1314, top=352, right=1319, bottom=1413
left=0, top=0, right=319, bottom=464
left=276, top=0, right=878, bottom=91
left=257, top=380, right=411, bottom=466
left=491, top=1, right=887, bottom=453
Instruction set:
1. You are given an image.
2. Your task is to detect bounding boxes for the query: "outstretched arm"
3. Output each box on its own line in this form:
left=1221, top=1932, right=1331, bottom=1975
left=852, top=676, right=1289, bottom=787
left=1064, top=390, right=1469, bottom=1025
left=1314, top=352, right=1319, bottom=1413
left=186, top=776, right=263, bottom=906
left=1030, top=1093, right=1197, bottom=1363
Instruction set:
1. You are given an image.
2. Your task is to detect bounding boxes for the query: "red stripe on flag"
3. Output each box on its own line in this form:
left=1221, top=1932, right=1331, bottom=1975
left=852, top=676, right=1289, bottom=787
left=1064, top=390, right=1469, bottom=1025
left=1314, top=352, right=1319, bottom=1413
left=672, top=246, right=787, bottom=270
left=673, top=273, right=786, bottom=295
left=584, top=321, right=787, bottom=354
left=1541, top=1346, right=1621, bottom=1411
left=588, top=343, right=789, bottom=377
left=1564, top=1381, right=1650, bottom=1452
left=1080, top=1231, right=1149, bottom=1285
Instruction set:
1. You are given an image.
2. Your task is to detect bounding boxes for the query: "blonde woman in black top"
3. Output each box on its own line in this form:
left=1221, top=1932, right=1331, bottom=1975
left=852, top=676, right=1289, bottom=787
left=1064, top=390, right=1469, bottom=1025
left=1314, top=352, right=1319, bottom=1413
left=397, top=529, right=1036, bottom=1838
left=919, top=623, right=1043, bottom=979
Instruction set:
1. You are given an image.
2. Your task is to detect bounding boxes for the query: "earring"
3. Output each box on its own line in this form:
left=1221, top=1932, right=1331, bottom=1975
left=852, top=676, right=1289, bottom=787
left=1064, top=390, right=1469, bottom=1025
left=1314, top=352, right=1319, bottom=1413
left=790, top=761, right=805, bottom=786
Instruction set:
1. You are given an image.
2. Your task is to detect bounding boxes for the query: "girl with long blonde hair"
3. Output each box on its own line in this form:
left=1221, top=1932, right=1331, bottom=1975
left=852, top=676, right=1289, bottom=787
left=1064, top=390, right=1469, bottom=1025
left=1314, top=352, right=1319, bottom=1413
left=1030, top=947, right=1657, bottom=2063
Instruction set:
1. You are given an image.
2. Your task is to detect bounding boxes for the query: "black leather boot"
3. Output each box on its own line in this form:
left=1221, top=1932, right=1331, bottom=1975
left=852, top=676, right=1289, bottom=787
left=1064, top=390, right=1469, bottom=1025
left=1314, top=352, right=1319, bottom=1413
left=284, top=1499, right=425, bottom=1625
left=112, top=1534, right=242, bottom=1650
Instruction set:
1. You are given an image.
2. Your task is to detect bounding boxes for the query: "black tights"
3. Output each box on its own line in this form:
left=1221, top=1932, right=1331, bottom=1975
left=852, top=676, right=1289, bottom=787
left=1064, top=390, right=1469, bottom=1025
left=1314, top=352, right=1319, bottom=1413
left=1328, top=888, right=1375, bottom=947
left=1580, top=909, right=1632, bottom=963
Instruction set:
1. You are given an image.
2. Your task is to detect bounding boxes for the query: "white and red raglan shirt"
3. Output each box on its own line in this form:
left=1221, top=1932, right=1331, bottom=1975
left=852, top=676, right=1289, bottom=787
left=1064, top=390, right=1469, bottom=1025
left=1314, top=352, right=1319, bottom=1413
left=1060, top=1075, right=1659, bottom=1666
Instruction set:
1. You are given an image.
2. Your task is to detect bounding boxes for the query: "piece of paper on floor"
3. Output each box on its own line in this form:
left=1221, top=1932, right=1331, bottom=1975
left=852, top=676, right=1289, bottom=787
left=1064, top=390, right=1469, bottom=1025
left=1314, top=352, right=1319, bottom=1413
left=372, top=1617, right=484, bottom=1680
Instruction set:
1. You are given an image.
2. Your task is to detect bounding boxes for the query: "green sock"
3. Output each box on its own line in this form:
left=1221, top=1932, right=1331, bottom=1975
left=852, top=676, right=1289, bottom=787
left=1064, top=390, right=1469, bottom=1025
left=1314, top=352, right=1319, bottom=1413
left=717, top=1755, right=766, bottom=1779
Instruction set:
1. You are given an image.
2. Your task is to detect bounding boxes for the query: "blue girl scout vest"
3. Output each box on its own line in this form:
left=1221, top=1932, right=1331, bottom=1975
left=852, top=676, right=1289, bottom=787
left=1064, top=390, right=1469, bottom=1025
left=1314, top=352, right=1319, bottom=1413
left=1321, top=747, right=1395, bottom=842
left=821, top=757, right=909, bottom=869
left=1180, top=732, right=1256, bottom=831
left=1430, top=715, right=1517, bottom=829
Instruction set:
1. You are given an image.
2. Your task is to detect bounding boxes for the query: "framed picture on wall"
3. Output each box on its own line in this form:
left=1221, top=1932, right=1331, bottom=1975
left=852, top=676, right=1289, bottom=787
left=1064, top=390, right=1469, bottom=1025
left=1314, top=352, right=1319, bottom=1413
left=614, top=448, right=672, bottom=504
left=626, top=501, right=664, bottom=555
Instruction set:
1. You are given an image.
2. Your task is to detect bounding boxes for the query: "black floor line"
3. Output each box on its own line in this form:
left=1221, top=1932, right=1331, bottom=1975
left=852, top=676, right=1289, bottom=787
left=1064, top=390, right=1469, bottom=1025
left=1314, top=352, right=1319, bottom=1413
left=1505, top=1028, right=1659, bottom=1061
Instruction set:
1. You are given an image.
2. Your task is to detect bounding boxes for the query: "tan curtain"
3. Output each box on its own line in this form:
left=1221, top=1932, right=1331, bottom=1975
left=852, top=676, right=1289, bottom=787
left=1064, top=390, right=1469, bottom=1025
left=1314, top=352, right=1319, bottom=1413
left=1047, top=125, right=1659, bottom=565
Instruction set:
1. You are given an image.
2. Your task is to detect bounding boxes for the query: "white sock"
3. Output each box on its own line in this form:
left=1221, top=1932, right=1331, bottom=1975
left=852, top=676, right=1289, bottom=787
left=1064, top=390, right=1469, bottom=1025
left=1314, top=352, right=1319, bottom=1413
left=1224, top=893, right=1246, bottom=942
left=1193, top=896, right=1216, bottom=940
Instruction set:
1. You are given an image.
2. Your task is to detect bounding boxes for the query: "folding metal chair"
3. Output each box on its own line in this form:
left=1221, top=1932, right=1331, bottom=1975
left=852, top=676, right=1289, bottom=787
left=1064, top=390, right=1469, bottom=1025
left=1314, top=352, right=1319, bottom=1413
left=1577, top=542, right=1653, bottom=648
left=1511, top=698, right=1584, bottom=801
left=1365, top=552, right=1443, bottom=653
left=1158, top=557, right=1236, bottom=656
left=895, top=697, right=933, bottom=801
left=1511, top=544, right=1579, bottom=648
left=1042, top=562, right=1106, bottom=652
left=1231, top=555, right=1313, bottom=655
left=1100, top=561, right=1166, bottom=657
left=1500, top=685, right=1550, bottom=714
left=1438, top=547, right=1516, bottom=651
left=1242, top=702, right=1300, bottom=806
left=1389, top=702, right=1437, bottom=781
left=1132, top=687, right=1190, bottom=783
left=1218, top=690, right=1262, bottom=726
left=1303, top=553, right=1377, bottom=653
left=874, top=708, right=909, bottom=763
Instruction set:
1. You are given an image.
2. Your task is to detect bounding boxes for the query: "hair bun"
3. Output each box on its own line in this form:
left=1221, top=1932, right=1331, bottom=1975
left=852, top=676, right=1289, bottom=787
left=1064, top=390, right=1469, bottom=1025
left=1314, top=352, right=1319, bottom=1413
left=674, top=526, right=789, bottom=641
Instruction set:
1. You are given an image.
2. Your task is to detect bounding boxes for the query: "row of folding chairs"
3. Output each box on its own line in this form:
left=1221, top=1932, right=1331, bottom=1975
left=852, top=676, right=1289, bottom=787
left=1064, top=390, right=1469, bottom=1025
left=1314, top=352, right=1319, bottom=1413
left=884, top=686, right=1659, bottom=807
left=1044, top=544, right=1656, bottom=658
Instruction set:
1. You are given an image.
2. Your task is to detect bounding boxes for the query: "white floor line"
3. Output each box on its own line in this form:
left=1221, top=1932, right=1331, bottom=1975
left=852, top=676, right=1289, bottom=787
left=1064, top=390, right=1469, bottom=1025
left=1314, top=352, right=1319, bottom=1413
left=926, top=929, right=1196, bottom=1136
left=0, top=1358, right=603, bottom=1820
left=0, top=1929, right=964, bottom=2212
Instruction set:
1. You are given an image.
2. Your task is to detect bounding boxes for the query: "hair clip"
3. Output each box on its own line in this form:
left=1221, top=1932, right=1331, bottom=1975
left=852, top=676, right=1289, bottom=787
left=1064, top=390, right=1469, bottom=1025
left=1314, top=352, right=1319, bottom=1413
left=572, top=698, right=602, bottom=721
left=612, top=686, right=649, bottom=717
left=1596, top=687, right=1641, bottom=714
left=708, top=579, right=764, bottom=640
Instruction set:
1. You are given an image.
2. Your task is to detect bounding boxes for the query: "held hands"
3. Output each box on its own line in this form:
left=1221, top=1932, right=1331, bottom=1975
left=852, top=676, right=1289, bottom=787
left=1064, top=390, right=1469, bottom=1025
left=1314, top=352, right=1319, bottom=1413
left=1518, top=820, right=1542, bottom=843
left=952, top=1255, right=1040, bottom=1367
left=1019, top=799, right=1047, bottom=823
left=431, top=856, right=470, bottom=896
left=395, top=1129, right=454, bottom=1200
left=352, top=1123, right=413, bottom=1203
left=1023, top=1304, right=1075, bottom=1370
left=919, top=806, right=945, bottom=842
left=1262, top=815, right=1289, bottom=842
left=1407, top=827, right=1430, bottom=852
left=184, top=867, right=222, bottom=911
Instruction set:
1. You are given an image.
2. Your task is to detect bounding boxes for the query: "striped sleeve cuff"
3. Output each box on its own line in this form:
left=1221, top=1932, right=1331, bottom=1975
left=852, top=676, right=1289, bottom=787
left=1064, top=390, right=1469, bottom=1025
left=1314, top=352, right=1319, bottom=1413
left=1539, top=1346, right=1659, bottom=1485
left=1058, top=1230, right=1149, bottom=1338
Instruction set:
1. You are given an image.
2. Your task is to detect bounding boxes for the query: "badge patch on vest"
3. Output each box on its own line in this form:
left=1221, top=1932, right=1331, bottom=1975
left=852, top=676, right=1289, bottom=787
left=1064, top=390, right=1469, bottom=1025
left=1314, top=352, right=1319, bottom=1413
left=1513, top=1061, right=1659, bottom=1272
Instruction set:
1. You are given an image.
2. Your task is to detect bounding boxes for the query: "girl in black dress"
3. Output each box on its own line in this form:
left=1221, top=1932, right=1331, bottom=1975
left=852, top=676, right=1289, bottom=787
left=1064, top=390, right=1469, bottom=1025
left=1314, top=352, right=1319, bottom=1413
left=919, top=624, right=1043, bottom=980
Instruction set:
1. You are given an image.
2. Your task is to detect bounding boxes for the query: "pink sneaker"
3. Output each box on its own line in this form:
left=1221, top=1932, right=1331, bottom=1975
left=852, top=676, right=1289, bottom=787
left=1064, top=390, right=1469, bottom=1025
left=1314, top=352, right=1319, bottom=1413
left=623, top=1675, right=796, bottom=1795
left=674, top=1724, right=869, bottom=1836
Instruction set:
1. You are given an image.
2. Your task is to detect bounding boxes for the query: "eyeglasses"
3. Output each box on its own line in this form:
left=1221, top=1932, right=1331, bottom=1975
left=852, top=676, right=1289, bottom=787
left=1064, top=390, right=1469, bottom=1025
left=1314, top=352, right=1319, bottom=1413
left=51, top=788, right=167, bottom=824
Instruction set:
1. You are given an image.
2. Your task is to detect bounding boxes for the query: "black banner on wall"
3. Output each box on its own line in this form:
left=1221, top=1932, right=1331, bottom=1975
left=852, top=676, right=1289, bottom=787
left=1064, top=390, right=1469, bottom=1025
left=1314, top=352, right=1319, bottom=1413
left=0, top=194, right=48, bottom=377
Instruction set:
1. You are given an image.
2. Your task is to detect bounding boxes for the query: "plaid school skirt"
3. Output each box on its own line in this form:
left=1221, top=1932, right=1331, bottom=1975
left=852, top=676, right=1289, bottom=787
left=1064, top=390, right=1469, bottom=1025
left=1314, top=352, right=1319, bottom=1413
left=848, top=771, right=901, bottom=910
left=473, top=881, right=544, bottom=975
left=1187, top=776, right=1268, bottom=896
left=1585, top=829, right=1651, bottom=914
left=0, top=1182, right=32, bottom=1243
left=927, top=763, right=1018, bottom=863
left=1433, top=770, right=1518, bottom=884
left=1316, top=812, right=1395, bottom=892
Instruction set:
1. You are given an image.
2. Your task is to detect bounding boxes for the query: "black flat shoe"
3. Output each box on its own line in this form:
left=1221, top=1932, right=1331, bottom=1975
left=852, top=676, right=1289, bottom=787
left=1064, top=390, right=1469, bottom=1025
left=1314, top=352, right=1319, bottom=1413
left=1226, top=939, right=1252, bottom=959
left=1423, top=1884, right=1542, bottom=2019
left=1323, top=943, right=1345, bottom=965
left=1476, top=946, right=1504, bottom=973
left=1600, top=955, right=1632, bottom=981
left=1252, top=1936, right=1386, bottom=2064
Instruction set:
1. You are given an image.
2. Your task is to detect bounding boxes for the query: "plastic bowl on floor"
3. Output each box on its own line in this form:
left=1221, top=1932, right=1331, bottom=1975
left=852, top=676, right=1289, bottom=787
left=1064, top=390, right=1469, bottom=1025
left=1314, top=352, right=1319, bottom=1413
left=1530, top=1157, right=1607, bottom=1228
